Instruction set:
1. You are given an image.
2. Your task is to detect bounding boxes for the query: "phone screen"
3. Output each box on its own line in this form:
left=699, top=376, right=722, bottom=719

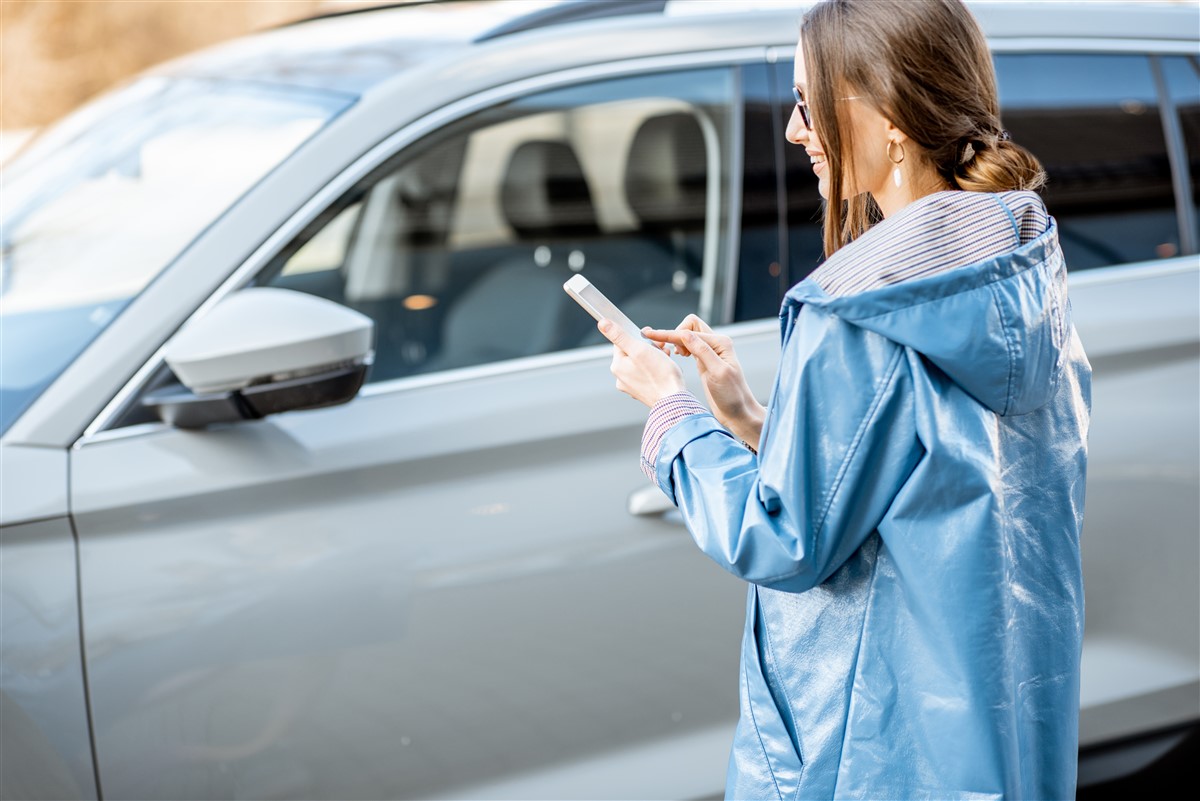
left=563, top=275, right=646, bottom=342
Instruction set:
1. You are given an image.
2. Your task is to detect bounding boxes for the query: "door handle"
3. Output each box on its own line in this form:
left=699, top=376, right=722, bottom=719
left=628, top=485, right=684, bottom=525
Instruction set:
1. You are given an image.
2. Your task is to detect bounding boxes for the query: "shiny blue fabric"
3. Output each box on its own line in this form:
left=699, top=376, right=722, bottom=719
left=653, top=213, right=1090, bottom=800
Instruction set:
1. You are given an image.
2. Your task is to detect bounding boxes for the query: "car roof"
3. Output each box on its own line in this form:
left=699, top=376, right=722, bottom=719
left=153, top=0, right=1200, bottom=97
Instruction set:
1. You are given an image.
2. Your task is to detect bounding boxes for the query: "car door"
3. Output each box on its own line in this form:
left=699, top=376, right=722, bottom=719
left=68, top=63, right=760, bottom=800
left=763, top=45, right=1200, bottom=775
left=987, top=49, right=1200, bottom=761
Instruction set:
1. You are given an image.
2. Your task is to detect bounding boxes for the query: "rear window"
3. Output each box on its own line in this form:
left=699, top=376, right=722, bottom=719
left=994, top=53, right=1181, bottom=270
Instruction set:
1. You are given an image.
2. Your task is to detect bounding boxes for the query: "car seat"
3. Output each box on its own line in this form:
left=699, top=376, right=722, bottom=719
left=428, top=139, right=619, bottom=370
left=576, top=111, right=707, bottom=346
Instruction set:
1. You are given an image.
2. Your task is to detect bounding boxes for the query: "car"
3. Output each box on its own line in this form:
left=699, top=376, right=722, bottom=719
left=1, top=1, right=1196, bottom=798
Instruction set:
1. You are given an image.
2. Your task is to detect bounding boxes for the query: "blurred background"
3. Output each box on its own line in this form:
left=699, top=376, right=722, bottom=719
left=0, top=0, right=389, bottom=159
left=4, top=0, right=1195, bottom=159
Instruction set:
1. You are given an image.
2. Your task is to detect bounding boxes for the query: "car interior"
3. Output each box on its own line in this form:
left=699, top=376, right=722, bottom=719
left=265, top=101, right=716, bottom=384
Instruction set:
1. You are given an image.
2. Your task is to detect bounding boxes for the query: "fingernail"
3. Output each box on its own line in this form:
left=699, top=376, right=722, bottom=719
left=599, top=320, right=612, bottom=333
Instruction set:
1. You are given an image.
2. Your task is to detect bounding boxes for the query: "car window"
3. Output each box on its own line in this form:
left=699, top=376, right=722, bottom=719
left=1162, top=55, right=1200, bottom=246
left=994, top=53, right=1179, bottom=270
left=259, top=68, right=735, bottom=384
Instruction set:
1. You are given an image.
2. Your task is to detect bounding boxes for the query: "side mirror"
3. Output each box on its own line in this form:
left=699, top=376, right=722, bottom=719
left=143, top=288, right=374, bottom=429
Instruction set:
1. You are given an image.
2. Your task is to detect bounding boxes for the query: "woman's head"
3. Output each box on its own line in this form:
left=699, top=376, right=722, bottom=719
left=788, top=0, right=1046, bottom=257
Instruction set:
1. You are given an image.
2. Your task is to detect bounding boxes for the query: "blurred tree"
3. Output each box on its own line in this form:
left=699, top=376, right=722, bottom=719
left=0, top=0, right=390, bottom=130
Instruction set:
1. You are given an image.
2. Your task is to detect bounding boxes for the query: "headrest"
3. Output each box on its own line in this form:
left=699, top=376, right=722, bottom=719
left=624, top=112, right=707, bottom=230
left=501, top=140, right=599, bottom=239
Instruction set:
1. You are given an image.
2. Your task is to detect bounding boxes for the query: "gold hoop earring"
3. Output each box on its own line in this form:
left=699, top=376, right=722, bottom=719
left=887, top=139, right=906, bottom=188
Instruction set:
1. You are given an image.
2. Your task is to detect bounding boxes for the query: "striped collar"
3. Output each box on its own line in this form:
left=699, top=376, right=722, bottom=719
left=809, top=190, right=1049, bottom=298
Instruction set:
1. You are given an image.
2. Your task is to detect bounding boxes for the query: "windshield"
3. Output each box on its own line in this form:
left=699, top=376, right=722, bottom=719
left=0, top=77, right=351, bottom=436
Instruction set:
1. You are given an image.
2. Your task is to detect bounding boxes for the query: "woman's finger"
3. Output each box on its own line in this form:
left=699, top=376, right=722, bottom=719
left=678, top=314, right=714, bottom=334
left=643, top=328, right=691, bottom=357
left=681, top=331, right=725, bottom=373
left=643, top=329, right=693, bottom=347
left=640, top=328, right=674, bottom=355
left=650, top=328, right=728, bottom=355
left=597, top=318, right=647, bottom=356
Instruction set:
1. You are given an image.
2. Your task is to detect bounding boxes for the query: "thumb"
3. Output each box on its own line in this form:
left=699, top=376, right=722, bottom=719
left=682, top=330, right=723, bottom=371
left=598, top=318, right=634, bottom=354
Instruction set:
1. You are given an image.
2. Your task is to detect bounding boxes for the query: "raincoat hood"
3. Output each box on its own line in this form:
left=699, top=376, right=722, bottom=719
left=784, top=214, right=1068, bottom=416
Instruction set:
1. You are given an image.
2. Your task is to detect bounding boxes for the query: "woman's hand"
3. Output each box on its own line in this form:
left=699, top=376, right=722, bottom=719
left=642, top=315, right=765, bottom=448
left=597, top=319, right=687, bottom=408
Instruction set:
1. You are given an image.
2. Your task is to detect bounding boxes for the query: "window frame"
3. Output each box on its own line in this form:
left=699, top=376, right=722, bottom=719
left=263, top=76, right=738, bottom=383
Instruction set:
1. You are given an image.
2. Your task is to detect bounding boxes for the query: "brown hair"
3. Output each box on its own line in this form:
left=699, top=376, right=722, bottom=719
left=800, top=0, right=1047, bottom=257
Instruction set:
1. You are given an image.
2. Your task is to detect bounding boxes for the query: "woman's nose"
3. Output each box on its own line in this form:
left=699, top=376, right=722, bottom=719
left=785, top=104, right=808, bottom=145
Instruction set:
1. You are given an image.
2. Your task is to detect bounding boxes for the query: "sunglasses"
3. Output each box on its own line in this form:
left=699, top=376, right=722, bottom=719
left=792, top=85, right=813, bottom=129
left=792, top=86, right=863, bottom=130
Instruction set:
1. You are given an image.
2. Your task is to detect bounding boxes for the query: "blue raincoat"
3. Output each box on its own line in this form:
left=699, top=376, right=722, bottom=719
left=648, top=195, right=1090, bottom=800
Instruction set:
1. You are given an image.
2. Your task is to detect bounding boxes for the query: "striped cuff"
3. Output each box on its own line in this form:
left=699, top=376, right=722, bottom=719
left=641, top=391, right=709, bottom=480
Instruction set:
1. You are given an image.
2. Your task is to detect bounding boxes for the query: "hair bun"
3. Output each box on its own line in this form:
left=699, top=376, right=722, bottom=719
left=956, top=134, right=1046, bottom=193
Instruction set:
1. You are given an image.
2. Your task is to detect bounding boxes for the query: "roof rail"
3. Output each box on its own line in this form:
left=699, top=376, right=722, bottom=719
left=474, top=0, right=668, bottom=43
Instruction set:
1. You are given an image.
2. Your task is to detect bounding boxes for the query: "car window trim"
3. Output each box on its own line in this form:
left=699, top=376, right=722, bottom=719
left=1150, top=55, right=1199, bottom=255
left=763, top=38, right=1200, bottom=66
left=719, top=66, right=746, bottom=325
left=78, top=47, right=769, bottom=447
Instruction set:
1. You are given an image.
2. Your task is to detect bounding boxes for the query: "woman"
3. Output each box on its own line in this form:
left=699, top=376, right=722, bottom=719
left=596, top=1, right=1091, bottom=799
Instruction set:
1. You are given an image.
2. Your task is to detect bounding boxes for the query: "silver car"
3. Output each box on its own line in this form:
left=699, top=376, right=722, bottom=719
left=2, top=1, right=1197, bottom=798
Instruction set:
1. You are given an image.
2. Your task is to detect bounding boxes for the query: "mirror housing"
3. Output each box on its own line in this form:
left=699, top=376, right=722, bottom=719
left=143, top=288, right=374, bottom=429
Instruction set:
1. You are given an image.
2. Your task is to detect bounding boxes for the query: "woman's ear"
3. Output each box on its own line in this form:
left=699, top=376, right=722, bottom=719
left=882, top=117, right=907, bottom=145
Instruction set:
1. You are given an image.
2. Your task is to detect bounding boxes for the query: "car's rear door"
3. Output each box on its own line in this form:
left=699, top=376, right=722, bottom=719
left=987, top=48, right=1200, bottom=757
left=759, top=44, right=1200, bottom=771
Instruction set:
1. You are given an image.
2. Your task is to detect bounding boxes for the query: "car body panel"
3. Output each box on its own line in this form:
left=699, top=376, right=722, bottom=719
left=1067, top=261, right=1200, bottom=747
left=0, top=515, right=97, bottom=800
left=0, top=444, right=68, bottom=526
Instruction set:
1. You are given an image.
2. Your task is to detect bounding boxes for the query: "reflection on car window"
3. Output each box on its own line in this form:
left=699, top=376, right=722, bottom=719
left=995, top=53, right=1179, bottom=270
left=0, top=77, right=349, bottom=436
left=262, top=68, right=734, bottom=384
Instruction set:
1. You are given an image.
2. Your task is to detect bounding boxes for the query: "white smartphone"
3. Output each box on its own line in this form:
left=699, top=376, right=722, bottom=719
left=563, top=274, right=648, bottom=343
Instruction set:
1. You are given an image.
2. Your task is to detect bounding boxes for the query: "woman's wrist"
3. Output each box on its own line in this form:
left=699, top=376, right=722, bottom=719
left=652, top=380, right=689, bottom=407
left=728, top=400, right=766, bottom=451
